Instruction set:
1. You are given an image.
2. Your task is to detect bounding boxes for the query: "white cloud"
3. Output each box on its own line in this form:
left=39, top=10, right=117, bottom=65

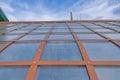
left=15, top=11, right=56, bottom=21
left=7, top=14, right=17, bottom=21
left=80, top=0, right=120, bottom=20
left=68, top=0, right=120, bottom=20
left=0, top=2, right=14, bottom=13
left=0, top=0, right=120, bottom=21
left=0, top=1, right=17, bottom=21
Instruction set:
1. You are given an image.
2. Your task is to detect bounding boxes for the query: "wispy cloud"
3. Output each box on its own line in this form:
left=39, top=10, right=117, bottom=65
left=0, top=0, right=16, bottom=21
left=80, top=0, right=120, bottom=20
left=0, top=0, right=120, bottom=21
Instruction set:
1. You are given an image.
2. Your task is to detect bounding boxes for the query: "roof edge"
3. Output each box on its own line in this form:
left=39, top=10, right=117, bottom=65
left=0, top=20, right=120, bottom=24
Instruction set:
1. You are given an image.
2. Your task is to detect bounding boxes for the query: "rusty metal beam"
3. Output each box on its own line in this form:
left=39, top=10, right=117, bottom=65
left=0, top=20, right=120, bottom=24
left=67, top=22, right=98, bottom=80
left=38, top=61, right=85, bottom=66
left=91, top=61, right=120, bottom=66
left=26, top=24, right=54, bottom=80
left=0, top=61, right=120, bottom=66
left=0, top=61, right=32, bottom=66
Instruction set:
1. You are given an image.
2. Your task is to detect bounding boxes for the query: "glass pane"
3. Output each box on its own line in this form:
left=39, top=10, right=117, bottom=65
left=55, top=23, right=67, bottom=28
left=10, top=30, right=28, bottom=33
left=0, top=67, right=28, bottom=80
left=73, top=29, right=92, bottom=32
left=70, top=25, right=85, bottom=28
left=77, top=34, right=103, bottom=39
left=49, top=34, right=74, bottom=40
left=0, top=29, right=9, bottom=33
left=105, top=34, right=120, bottom=39
left=41, top=42, right=83, bottom=60
left=20, top=35, right=45, bottom=40
left=0, top=35, right=19, bottom=40
left=0, top=43, right=40, bottom=61
left=52, top=29, right=70, bottom=32
left=94, top=29, right=114, bottom=32
left=113, top=28, right=120, bottom=31
left=32, top=30, right=49, bottom=33
left=95, top=66, right=120, bottom=80
left=36, top=66, right=89, bottom=80
left=38, top=27, right=50, bottom=29
left=42, top=23, right=52, bottom=27
left=83, top=42, right=120, bottom=60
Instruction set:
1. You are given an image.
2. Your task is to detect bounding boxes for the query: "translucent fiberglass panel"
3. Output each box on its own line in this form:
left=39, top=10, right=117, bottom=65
left=0, top=43, right=40, bottom=61
left=77, top=34, right=103, bottom=39
left=49, top=34, right=74, bottom=40
left=0, top=67, right=28, bottom=80
left=0, top=29, right=9, bottom=33
left=52, top=29, right=70, bottom=32
left=95, top=66, right=120, bottom=80
left=41, top=42, right=82, bottom=60
left=32, top=30, right=49, bottom=33
left=20, top=34, right=45, bottom=40
left=70, top=26, right=86, bottom=29
left=55, top=23, right=67, bottom=28
left=0, top=35, right=19, bottom=40
left=83, top=42, right=120, bottom=60
left=38, top=27, right=51, bottom=29
left=10, top=30, right=28, bottom=33
left=105, top=34, right=120, bottom=39
left=73, top=29, right=92, bottom=32
left=36, top=66, right=89, bottom=80
left=94, top=29, right=114, bottom=32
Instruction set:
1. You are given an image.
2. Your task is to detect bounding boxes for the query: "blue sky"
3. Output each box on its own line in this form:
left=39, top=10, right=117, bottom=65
left=0, top=0, right=120, bottom=21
